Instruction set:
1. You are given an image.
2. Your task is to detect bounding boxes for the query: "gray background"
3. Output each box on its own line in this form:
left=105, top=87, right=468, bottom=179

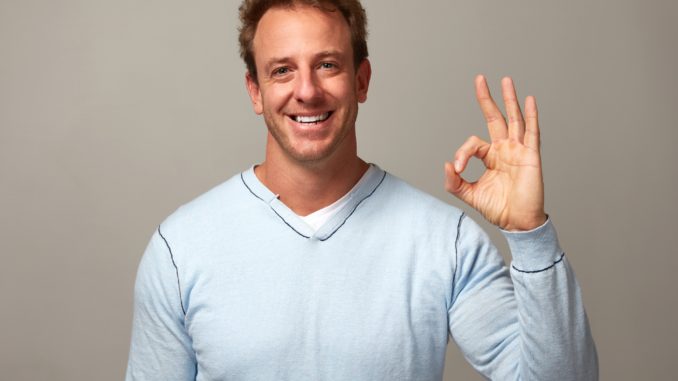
left=1, top=0, right=677, bottom=380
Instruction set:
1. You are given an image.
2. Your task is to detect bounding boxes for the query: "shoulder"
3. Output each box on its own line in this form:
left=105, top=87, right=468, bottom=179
left=373, top=170, right=465, bottom=226
left=157, top=170, right=253, bottom=241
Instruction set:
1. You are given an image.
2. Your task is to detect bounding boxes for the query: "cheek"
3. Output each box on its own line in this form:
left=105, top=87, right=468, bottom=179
left=335, top=74, right=356, bottom=92
left=324, top=79, right=355, bottom=104
left=263, top=86, right=293, bottom=110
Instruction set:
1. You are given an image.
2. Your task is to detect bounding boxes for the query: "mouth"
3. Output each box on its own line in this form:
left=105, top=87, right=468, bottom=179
left=288, top=111, right=333, bottom=125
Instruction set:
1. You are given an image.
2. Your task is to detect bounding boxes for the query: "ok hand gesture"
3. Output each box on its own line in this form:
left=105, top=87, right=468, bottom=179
left=445, top=75, right=547, bottom=231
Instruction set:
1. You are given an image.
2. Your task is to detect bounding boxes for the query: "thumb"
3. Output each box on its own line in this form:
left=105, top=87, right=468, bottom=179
left=445, top=162, right=474, bottom=205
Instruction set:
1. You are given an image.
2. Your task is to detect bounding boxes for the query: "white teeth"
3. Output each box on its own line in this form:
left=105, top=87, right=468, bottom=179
left=294, top=112, right=329, bottom=123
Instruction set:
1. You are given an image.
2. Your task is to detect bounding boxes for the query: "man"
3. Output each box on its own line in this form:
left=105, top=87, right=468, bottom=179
left=126, top=1, right=598, bottom=380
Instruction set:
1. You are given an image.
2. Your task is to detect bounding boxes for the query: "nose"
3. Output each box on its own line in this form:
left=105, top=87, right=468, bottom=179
left=293, top=69, right=322, bottom=104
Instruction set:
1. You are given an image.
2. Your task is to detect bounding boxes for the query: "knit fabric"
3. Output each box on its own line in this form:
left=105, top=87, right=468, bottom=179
left=126, top=165, right=597, bottom=380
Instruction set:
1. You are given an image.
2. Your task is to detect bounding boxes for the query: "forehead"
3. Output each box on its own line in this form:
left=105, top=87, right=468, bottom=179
left=252, top=5, right=352, bottom=62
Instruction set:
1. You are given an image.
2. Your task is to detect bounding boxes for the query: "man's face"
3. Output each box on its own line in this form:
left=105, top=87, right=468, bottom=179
left=245, top=5, right=370, bottom=164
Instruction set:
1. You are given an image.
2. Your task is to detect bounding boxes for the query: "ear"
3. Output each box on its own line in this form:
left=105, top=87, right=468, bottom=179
left=355, top=59, right=372, bottom=103
left=245, top=72, right=263, bottom=115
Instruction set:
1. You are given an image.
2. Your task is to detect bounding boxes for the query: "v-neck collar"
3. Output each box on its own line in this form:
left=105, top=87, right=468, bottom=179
left=240, top=164, right=387, bottom=241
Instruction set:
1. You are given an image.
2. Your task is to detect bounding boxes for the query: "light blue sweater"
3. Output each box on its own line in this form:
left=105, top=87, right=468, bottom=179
left=126, top=165, right=597, bottom=380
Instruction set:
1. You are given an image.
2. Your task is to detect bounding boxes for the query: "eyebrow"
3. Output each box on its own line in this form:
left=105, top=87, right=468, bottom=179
left=315, top=50, right=343, bottom=60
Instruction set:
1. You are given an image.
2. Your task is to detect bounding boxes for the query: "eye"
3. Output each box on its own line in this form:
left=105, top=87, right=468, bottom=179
left=272, top=67, right=289, bottom=76
left=319, top=62, right=336, bottom=70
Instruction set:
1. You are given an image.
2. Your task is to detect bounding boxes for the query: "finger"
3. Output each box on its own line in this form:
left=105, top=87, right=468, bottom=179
left=454, top=135, right=491, bottom=173
left=475, top=74, right=508, bottom=142
left=524, top=95, right=540, bottom=150
left=501, top=77, right=525, bottom=142
left=445, top=162, right=474, bottom=205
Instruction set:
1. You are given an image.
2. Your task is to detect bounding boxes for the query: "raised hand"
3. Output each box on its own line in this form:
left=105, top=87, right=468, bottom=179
left=445, top=75, right=547, bottom=231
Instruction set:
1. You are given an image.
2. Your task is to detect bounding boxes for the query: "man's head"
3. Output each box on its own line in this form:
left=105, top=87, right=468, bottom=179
left=239, top=0, right=368, bottom=84
left=240, top=0, right=371, bottom=165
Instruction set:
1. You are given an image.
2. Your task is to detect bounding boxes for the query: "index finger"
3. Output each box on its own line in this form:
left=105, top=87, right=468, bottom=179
left=475, top=74, right=508, bottom=142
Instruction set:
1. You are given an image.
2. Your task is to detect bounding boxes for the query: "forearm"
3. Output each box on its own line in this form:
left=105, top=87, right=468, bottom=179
left=449, top=216, right=598, bottom=380
left=504, top=219, right=598, bottom=380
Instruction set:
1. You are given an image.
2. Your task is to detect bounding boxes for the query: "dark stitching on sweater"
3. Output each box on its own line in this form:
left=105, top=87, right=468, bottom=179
left=451, top=213, right=465, bottom=302
left=271, top=208, right=311, bottom=239
left=512, top=252, right=566, bottom=273
left=241, top=172, right=311, bottom=239
left=241, top=170, right=387, bottom=242
left=319, top=171, right=388, bottom=241
left=157, top=226, right=187, bottom=316
left=241, top=172, right=265, bottom=202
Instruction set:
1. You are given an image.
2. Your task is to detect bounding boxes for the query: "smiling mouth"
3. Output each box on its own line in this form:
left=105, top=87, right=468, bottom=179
left=289, top=112, right=332, bottom=124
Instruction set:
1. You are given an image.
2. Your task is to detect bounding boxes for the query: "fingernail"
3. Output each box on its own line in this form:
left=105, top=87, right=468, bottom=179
left=454, top=160, right=462, bottom=172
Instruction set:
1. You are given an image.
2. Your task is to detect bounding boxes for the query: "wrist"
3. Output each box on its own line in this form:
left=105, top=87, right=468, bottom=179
left=501, top=213, right=548, bottom=232
left=501, top=217, right=563, bottom=271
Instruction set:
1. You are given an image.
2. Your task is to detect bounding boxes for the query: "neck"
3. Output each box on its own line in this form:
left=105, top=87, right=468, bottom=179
left=255, top=134, right=368, bottom=216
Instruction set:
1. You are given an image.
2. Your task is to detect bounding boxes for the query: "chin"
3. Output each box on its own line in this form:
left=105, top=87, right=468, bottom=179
left=287, top=147, right=335, bottom=163
left=283, top=138, right=345, bottom=163
left=267, top=116, right=355, bottom=164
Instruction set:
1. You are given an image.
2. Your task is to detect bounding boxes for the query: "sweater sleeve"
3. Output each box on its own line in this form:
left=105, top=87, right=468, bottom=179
left=447, top=215, right=598, bottom=380
left=125, top=228, right=197, bottom=381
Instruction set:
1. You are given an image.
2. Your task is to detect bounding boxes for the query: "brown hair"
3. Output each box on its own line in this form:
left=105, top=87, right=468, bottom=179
left=238, top=0, right=368, bottom=83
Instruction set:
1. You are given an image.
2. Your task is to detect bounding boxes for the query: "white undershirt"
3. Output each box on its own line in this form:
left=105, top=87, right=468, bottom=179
left=298, top=165, right=376, bottom=232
